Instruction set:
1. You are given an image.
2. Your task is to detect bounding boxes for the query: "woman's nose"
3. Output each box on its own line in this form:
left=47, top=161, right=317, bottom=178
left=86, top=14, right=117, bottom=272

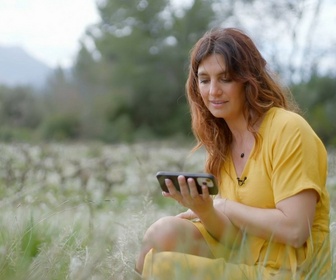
left=209, top=81, right=222, bottom=96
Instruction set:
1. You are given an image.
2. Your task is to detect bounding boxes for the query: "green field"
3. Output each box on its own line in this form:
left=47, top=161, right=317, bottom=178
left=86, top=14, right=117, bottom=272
left=0, top=142, right=334, bottom=279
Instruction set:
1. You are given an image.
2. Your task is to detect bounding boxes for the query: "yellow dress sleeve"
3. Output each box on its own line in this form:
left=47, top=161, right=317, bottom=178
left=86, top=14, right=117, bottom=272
left=267, top=110, right=327, bottom=204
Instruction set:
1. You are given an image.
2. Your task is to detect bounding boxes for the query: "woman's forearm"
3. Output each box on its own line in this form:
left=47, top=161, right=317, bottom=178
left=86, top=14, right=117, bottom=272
left=225, top=200, right=288, bottom=242
left=196, top=205, right=242, bottom=247
left=224, top=190, right=317, bottom=248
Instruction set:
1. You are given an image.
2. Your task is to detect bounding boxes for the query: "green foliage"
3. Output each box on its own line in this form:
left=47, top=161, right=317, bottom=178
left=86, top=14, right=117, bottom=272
left=74, top=0, right=217, bottom=140
left=0, top=126, right=34, bottom=142
left=39, top=114, right=81, bottom=141
left=0, top=215, right=53, bottom=279
left=20, top=218, right=50, bottom=259
left=0, top=85, right=42, bottom=129
left=0, top=143, right=334, bottom=279
left=100, top=114, right=135, bottom=143
left=0, top=1, right=334, bottom=145
left=291, top=74, right=336, bottom=147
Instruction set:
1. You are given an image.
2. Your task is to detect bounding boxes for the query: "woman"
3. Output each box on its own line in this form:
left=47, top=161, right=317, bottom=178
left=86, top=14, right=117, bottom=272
left=135, top=28, right=331, bottom=279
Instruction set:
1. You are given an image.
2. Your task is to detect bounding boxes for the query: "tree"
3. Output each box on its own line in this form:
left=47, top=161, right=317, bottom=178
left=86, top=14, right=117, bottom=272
left=72, top=0, right=334, bottom=143
left=74, top=0, right=219, bottom=140
left=0, top=85, right=42, bottom=129
left=219, top=0, right=330, bottom=84
left=40, top=67, right=83, bottom=140
left=0, top=85, right=43, bottom=141
left=291, top=74, right=336, bottom=146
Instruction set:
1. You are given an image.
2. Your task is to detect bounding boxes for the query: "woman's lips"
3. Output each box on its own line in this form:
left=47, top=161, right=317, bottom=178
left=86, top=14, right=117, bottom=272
left=210, top=100, right=228, bottom=107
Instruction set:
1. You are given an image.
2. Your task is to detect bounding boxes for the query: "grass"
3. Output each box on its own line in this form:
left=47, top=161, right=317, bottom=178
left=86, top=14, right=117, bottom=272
left=0, top=142, right=334, bottom=279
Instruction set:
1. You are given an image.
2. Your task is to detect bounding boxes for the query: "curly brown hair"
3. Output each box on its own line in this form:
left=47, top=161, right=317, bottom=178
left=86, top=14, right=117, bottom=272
left=186, top=28, right=298, bottom=183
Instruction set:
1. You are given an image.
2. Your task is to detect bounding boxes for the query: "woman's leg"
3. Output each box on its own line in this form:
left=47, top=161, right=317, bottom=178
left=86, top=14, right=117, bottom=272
left=135, top=216, right=213, bottom=273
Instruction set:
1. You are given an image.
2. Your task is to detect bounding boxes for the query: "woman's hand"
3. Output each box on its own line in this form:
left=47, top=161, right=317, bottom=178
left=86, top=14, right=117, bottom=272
left=175, top=198, right=228, bottom=220
left=163, top=176, right=241, bottom=243
left=162, top=175, right=213, bottom=215
left=176, top=209, right=198, bottom=220
left=213, top=198, right=228, bottom=214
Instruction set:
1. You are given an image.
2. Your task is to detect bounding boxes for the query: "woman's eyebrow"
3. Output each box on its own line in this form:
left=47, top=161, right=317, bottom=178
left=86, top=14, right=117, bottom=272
left=197, top=71, right=207, bottom=77
left=197, top=70, right=228, bottom=76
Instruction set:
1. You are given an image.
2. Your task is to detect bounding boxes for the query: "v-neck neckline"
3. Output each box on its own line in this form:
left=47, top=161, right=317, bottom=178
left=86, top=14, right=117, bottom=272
left=229, top=108, right=271, bottom=179
left=230, top=141, right=254, bottom=179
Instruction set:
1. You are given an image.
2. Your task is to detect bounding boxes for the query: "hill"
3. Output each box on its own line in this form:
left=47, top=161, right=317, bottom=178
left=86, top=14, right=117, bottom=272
left=0, top=46, right=52, bottom=88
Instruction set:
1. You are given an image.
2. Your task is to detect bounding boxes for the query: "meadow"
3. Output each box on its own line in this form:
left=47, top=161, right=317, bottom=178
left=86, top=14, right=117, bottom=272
left=0, top=142, right=334, bottom=279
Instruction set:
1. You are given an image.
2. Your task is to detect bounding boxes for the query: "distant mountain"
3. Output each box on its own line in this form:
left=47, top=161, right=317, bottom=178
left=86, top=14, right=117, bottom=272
left=0, top=46, right=53, bottom=88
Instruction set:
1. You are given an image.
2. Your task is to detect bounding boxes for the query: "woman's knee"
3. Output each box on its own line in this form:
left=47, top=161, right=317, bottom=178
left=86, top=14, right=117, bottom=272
left=139, top=216, right=213, bottom=266
left=143, top=216, right=191, bottom=250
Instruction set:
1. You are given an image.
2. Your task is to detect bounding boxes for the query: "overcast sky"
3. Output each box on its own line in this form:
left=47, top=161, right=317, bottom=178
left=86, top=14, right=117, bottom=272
left=0, top=0, right=99, bottom=68
left=0, top=0, right=335, bottom=70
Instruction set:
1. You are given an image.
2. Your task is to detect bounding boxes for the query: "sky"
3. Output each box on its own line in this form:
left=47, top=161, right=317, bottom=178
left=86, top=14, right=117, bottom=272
left=0, top=0, right=335, bottom=70
left=0, top=0, right=99, bottom=68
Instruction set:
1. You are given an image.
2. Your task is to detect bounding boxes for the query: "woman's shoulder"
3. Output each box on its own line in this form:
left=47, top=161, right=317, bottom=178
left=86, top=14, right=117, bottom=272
left=263, top=107, right=325, bottom=151
left=264, top=107, right=311, bottom=132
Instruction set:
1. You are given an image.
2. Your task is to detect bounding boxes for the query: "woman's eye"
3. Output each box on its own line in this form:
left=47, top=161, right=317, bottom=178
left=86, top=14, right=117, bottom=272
left=199, top=79, right=209, bottom=84
left=221, top=77, right=232, bottom=82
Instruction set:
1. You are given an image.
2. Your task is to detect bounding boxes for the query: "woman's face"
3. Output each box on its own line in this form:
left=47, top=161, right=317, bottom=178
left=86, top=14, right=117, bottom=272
left=197, top=54, right=245, bottom=122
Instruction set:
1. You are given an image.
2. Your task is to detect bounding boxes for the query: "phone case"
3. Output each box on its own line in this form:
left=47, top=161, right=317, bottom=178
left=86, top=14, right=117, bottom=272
left=156, top=171, right=218, bottom=195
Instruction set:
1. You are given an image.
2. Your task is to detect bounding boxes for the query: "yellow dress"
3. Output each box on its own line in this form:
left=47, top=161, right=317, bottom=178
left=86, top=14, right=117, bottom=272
left=142, top=108, right=331, bottom=279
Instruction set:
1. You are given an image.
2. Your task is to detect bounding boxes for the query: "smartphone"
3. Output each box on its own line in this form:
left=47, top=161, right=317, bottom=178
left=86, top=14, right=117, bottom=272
left=156, top=171, right=218, bottom=195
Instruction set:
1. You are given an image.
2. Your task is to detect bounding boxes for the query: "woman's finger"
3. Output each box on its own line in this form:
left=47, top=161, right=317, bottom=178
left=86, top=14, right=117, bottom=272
left=165, top=178, right=178, bottom=194
left=177, top=175, right=190, bottom=197
left=201, top=181, right=210, bottom=199
left=187, top=177, right=200, bottom=198
left=164, top=178, right=183, bottom=202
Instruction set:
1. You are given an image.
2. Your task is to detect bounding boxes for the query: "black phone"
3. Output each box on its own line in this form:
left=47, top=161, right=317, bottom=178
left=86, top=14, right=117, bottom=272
left=156, top=171, right=218, bottom=195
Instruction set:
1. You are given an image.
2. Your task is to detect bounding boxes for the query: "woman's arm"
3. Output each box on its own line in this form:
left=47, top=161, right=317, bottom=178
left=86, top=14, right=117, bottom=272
left=224, top=189, right=318, bottom=248
left=193, top=199, right=243, bottom=246
left=178, top=189, right=318, bottom=247
left=164, top=177, right=242, bottom=245
left=164, top=175, right=317, bottom=248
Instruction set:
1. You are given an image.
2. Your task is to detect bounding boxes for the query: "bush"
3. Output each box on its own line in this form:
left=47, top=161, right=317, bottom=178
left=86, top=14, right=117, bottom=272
left=39, top=114, right=81, bottom=141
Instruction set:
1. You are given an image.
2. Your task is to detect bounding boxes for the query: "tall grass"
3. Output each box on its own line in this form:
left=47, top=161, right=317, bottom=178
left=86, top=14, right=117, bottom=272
left=0, top=142, right=334, bottom=279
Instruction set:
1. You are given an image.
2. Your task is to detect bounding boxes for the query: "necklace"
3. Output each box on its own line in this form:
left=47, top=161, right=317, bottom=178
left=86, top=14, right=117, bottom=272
left=240, top=153, right=245, bottom=158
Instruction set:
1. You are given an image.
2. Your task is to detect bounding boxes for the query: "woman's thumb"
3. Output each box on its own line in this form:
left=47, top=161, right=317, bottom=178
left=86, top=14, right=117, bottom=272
left=176, top=210, right=197, bottom=220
